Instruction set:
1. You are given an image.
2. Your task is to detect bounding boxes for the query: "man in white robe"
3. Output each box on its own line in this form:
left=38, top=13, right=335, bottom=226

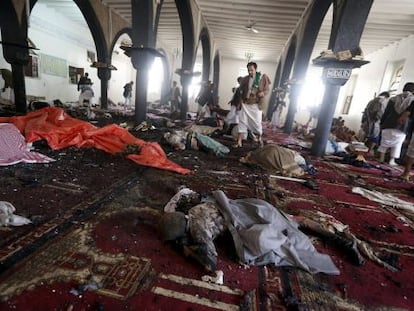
left=235, top=62, right=271, bottom=148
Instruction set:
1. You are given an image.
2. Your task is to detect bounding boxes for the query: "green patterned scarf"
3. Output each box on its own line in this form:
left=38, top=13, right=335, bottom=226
left=253, top=72, right=262, bottom=89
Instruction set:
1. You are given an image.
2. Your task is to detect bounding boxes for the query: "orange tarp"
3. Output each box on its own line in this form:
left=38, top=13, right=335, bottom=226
left=0, top=107, right=191, bottom=174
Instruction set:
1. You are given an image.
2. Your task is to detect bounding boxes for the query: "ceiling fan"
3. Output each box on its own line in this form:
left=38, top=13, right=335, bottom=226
left=245, top=21, right=259, bottom=34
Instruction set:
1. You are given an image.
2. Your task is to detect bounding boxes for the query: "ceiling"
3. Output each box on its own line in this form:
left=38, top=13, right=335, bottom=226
left=40, top=0, right=414, bottom=63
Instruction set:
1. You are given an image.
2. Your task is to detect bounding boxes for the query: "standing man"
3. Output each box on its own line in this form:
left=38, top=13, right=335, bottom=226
left=170, top=81, right=181, bottom=113
left=377, top=82, right=414, bottom=165
left=78, top=72, right=94, bottom=108
left=270, top=89, right=287, bottom=129
left=361, top=91, right=390, bottom=155
left=397, top=92, right=414, bottom=180
left=78, top=72, right=92, bottom=92
left=123, top=81, right=134, bottom=111
left=196, top=81, right=213, bottom=119
left=235, top=62, right=271, bottom=148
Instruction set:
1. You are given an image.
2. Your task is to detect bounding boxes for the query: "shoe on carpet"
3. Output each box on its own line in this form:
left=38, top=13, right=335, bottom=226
left=400, top=174, right=410, bottom=181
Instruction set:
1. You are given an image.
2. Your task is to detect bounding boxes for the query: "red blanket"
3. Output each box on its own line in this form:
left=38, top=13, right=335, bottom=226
left=0, top=107, right=190, bottom=174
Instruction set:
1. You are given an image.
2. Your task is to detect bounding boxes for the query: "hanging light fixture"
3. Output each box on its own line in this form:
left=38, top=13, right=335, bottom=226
left=245, top=52, right=254, bottom=62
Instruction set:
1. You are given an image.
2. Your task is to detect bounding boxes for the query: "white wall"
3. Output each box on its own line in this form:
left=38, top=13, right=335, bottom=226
left=28, top=3, right=98, bottom=102
left=1, top=2, right=134, bottom=104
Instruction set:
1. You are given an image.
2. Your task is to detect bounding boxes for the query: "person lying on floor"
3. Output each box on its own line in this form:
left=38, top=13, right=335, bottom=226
left=158, top=189, right=340, bottom=275
left=159, top=189, right=399, bottom=274
left=239, top=143, right=308, bottom=177
left=163, top=129, right=230, bottom=156
left=293, top=209, right=399, bottom=272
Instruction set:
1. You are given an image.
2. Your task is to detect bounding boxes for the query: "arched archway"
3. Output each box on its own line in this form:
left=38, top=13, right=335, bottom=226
left=23, top=0, right=108, bottom=108
left=72, top=0, right=111, bottom=108
left=199, top=27, right=211, bottom=83
left=284, top=0, right=332, bottom=132
left=175, top=0, right=195, bottom=119
left=108, top=30, right=136, bottom=107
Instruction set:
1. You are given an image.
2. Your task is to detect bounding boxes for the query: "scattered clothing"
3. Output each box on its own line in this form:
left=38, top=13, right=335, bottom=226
left=213, top=190, right=340, bottom=275
left=352, top=187, right=414, bottom=213
left=0, top=107, right=190, bottom=174
left=0, top=201, right=32, bottom=227
left=193, top=132, right=230, bottom=157
left=0, top=123, right=55, bottom=166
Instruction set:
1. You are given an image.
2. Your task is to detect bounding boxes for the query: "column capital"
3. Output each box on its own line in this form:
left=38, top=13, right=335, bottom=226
left=1, top=42, right=33, bottom=66
left=120, top=46, right=162, bottom=71
left=90, top=61, right=117, bottom=81
left=312, top=55, right=369, bottom=86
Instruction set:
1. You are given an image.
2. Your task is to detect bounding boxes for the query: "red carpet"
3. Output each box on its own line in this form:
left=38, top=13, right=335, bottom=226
left=264, top=126, right=414, bottom=310
left=0, top=206, right=262, bottom=311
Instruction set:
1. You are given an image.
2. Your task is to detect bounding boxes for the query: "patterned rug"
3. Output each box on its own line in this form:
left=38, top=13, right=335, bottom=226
left=0, top=183, right=263, bottom=311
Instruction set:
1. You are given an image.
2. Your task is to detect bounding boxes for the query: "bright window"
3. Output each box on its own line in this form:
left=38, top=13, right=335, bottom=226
left=147, top=57, right=163, bottom=102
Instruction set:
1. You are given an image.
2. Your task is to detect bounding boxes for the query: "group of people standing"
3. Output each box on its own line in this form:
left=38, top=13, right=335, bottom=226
left=361, top=82, right=414, bottom=180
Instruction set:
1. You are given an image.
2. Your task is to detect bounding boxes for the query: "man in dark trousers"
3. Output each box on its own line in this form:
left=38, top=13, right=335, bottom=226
left=78, top=72, right=92, bottom=92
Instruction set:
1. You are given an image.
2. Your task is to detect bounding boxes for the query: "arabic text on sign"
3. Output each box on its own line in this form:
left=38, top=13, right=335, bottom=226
left=326, top=68, right=351, bottom=79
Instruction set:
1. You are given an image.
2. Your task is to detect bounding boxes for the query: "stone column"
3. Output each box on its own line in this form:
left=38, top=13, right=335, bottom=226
left=96, top=67, right=112, bottom=110
left=127, top=0, right=155, bottom=124
left=311, top=57, right=369, bottom=157
left=121, top=47, right=161, bottom=124
left=2, top=44, right=31, bottom=114
left=10, top=62, right=28, bottom=114
left=284, top=84, right=300, bottom=133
